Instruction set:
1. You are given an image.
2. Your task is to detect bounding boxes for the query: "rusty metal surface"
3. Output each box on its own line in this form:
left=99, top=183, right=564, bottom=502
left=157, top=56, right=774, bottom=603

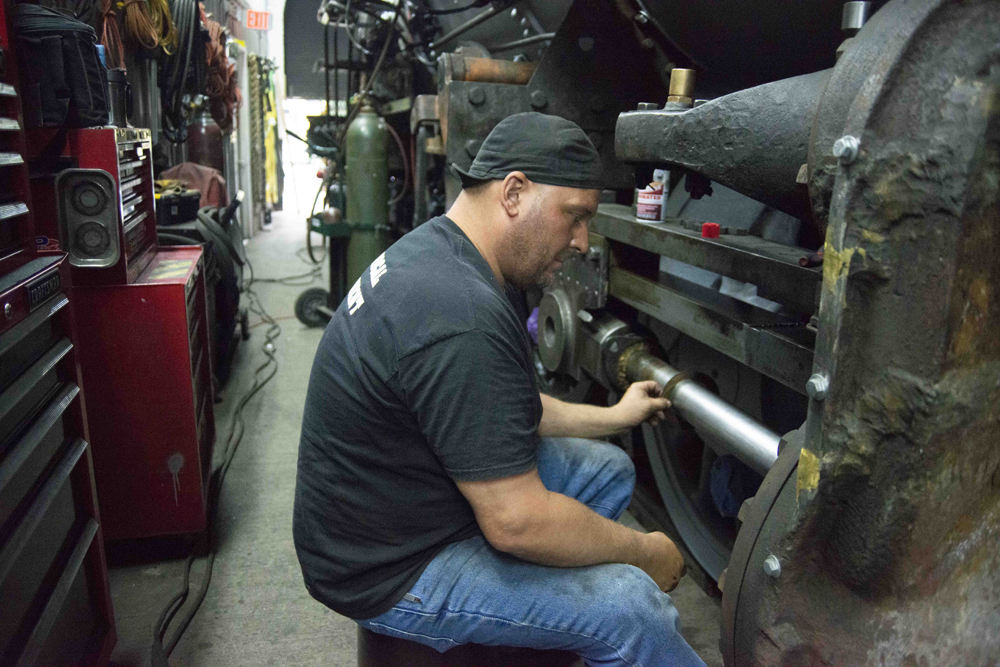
left=592, top=204, right=821, bottom=314
left=608, top=267, right=814, bottom=393
left=805, top=0, right=938, bottom=230
left=440, top=0, right=669, bottom=205
left=442, top=55, right=538, bottom=85
left=722, top=0, right=1000, bottom=664
left=615, top=69, right=831, bottom=224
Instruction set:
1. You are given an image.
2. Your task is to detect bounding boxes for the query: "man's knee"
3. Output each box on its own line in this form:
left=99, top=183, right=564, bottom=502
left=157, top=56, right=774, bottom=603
left=557, top=438, right=634, bottom=476
left=591, top=564, right=680, bottom=631
left=583, top=439, right=636, bottom=491
left=605, top=443, right=636, bottom=485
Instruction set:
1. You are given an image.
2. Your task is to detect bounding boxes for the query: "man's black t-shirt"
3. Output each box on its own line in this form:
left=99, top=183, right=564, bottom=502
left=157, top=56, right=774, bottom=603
left=293, top=216, right=542, bottom=620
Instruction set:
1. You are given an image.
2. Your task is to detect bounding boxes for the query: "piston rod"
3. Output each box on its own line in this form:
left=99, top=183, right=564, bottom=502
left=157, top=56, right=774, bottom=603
left=619, top=345, right=780, bottom=474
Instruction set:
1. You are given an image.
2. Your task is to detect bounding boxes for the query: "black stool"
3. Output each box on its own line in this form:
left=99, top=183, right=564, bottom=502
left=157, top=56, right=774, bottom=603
left=357, top=626, right=584, bottom=667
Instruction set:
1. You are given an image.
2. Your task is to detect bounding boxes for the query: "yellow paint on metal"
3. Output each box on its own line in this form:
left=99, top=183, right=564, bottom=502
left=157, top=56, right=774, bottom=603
left=860, top=229, right=886, bottom=243
left=797, top=448, right=821, bottom=502
left=823, top=241, right=871, bottom=296
left=822, top=242, right=855, bottom=291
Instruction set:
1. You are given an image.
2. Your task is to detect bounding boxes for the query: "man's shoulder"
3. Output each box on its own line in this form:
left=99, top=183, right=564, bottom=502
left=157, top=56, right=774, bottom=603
left=362, top=219, right=510, bottom=357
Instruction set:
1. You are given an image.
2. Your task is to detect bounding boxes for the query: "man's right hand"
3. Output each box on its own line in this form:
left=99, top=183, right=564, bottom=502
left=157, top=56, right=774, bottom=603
left=637, top=532, right=686, bottom=592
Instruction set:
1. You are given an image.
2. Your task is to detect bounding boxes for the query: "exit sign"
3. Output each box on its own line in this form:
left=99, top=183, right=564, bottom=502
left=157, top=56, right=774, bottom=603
left=246, top=10, right=270, bottom=30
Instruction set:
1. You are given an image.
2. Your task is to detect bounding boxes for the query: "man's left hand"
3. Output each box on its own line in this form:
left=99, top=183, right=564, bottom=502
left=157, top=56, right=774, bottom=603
left=611, top=381, right=672, bottom=431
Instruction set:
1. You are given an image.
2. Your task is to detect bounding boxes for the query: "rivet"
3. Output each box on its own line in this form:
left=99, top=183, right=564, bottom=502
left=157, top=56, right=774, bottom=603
left=530, top=90, right=548, bottom=109
left=3, top=302, right=11, bottom=319
left=468, top=86, right=485, bottom=106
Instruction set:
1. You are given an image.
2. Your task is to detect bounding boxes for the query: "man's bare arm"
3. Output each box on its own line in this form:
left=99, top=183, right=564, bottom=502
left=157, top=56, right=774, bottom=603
left=456, top=467, right=685, bottom=591
left=538, top=381, right=671, bottom=439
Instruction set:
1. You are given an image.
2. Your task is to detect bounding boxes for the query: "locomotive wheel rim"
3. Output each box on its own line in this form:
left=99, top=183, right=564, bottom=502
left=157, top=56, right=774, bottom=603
left=642, top=420, right=735, bottom=581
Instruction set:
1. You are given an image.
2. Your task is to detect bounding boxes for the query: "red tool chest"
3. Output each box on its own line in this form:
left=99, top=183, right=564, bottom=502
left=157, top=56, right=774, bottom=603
left=0, top=256, right=117, bottom=666
left=27, top=127, right=159, bottom=286
left=71, top=246, right=216, bottom=540
left=0, top=0, right=117, bottom=660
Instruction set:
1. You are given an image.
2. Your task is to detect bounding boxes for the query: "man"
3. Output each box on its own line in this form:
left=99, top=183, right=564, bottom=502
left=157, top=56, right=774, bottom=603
left=294, top=112, right=706, bottom=666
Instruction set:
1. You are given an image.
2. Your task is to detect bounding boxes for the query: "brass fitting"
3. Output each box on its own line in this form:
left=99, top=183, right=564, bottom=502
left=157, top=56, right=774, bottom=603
left=666, top=68, right=696, bottom=107
left=615, top=343, right=649, bottom=390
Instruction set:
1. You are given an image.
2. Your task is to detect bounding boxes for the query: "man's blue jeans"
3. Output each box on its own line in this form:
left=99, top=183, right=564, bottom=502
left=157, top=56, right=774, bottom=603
left=358, top=437, right=707, bottom=667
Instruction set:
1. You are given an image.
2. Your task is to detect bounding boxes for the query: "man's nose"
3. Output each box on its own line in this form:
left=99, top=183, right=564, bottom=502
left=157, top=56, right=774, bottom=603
left=569, top=224, right=589, bottom=254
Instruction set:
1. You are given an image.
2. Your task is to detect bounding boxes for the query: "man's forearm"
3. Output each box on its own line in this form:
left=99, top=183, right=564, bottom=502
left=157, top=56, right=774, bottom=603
left=495, top=488, right=649, bottom=569
left=538, top=394, right=626, bottom=439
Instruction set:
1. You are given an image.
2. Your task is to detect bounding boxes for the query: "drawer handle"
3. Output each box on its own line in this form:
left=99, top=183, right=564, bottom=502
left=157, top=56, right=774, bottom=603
left=0, top=295, right=68, bottom=358
left=123, top=210, right=149, bottom=235
left=0, top=338, right=73, bottom=427
left=0, top=438, right=87, bottom=584
left=0, top=383, right=79, bottom=495
left=12, top=517, right=99, bottom=667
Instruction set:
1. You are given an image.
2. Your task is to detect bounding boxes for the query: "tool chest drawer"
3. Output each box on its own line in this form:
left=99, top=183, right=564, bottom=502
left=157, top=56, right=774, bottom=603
left=0, top=255, right=116, bottom=666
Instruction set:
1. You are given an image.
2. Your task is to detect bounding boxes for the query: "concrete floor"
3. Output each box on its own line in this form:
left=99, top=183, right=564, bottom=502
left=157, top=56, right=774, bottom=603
left=106, top=151, right=723, bottom=667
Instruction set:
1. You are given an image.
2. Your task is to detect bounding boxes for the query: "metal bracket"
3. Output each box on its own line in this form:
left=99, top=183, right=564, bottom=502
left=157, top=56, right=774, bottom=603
left=548, top=232, right=610, bottom=312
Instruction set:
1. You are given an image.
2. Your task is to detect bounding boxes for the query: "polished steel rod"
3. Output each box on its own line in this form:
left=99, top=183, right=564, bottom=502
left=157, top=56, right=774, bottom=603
left=625, top=350, right=780, bottom=474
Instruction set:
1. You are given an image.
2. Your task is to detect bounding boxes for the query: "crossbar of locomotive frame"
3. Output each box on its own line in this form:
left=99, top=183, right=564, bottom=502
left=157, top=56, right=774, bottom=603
left=590, top=204, right=821, bottom=315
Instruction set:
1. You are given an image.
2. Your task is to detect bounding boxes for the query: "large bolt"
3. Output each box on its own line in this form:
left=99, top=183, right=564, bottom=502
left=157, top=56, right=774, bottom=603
left=634, top=11, right=648, bottom=24
left=763, top=554, right=781, bottom=579
left=636, top=102, right=659, bottom=111
left=833, top=135, right=860, bottom=164
left=806, top=373, right=830, bottom=400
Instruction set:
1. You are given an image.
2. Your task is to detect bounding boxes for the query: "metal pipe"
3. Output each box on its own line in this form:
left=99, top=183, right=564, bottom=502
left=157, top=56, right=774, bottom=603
left=490, top=32, right=555, bottom=52
left=324, top=22, right=331, bottom=116
left=413, top=125, right=430, bottom=228
left=623, top=347, right=780, bottom=474
left=430, top=4, right=505, bottom=50
left=332, top=20, right=339, bottom=116
left=841, top=1, right=871, bottom=34
left=450, top=55, right=537, bottom=84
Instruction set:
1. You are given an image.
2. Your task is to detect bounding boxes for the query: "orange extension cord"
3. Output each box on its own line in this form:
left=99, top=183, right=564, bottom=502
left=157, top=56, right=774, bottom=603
left=100, top=0, right=126, bottom=69
left=100, top=0, right=178, bottom=70
left=200, top=3, right=241, bottom=133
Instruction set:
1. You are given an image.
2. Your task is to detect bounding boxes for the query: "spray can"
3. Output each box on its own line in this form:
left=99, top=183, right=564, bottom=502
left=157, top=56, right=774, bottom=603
left=636, top=168, right=668, bottom=223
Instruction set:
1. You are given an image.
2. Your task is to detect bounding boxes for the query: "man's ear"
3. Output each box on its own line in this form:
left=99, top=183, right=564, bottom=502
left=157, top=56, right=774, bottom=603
left=500, top=172, right=528, bottom=219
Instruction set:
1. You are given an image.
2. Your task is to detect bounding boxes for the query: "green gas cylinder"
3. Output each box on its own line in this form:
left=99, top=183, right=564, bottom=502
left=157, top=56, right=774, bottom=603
left=344, top=103, right=390, bottom=286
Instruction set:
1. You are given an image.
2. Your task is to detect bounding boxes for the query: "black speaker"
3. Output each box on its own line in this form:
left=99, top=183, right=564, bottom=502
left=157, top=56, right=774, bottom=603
left=55, top=168, right=120, bottom=268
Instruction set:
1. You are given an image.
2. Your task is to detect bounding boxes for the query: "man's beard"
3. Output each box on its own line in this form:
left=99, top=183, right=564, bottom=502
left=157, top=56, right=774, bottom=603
left=500, top=214, right=562, bottom=289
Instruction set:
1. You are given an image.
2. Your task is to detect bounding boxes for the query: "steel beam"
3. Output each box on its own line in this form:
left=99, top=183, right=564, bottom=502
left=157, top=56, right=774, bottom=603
left=608, top=267, right=813, bottom=393
left=591, top=204, right=821, bottom=314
